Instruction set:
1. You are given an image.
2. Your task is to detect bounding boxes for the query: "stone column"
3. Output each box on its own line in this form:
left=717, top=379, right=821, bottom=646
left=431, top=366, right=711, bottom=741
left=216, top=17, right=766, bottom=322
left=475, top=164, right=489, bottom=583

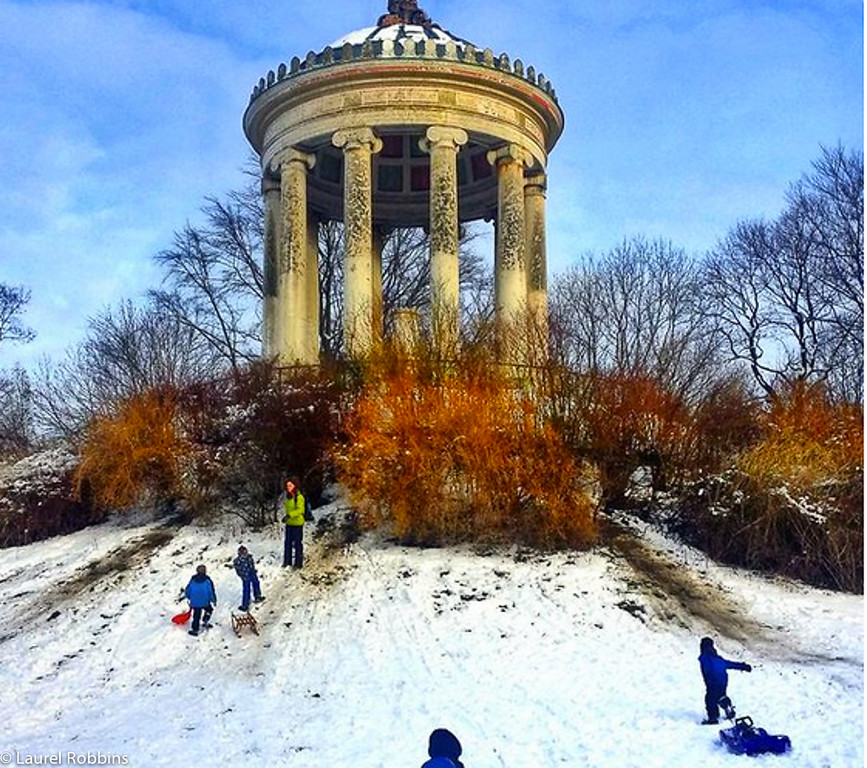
left=304, top=210, right=321, bottom=364
left=487, top=145, right=532, bottom=354
left=372, top=226, right=389, bottom=346
left=277, top=148, right=316, bottom=365
left=333, top=127, right=383, bottom=358
left=262, top=172, right=281, bottom=359
left=393, top=307, right=422, bottom=357
left=421, top=126, right=468, bottom=357
left=524, top=171, right=548, bottom=346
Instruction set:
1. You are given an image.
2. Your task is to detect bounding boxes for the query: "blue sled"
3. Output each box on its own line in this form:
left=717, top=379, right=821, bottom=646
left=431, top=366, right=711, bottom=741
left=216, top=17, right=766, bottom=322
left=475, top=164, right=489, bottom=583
left=720, top=716, right=792, bottom=757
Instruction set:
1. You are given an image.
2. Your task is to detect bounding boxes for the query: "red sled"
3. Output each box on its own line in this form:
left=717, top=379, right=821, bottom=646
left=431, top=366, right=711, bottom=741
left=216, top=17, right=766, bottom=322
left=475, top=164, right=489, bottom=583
left=172, top=608, right=192, bottom=625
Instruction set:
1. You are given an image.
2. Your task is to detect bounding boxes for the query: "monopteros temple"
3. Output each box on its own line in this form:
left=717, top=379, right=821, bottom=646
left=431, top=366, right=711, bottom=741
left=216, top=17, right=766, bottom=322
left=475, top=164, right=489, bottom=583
left=243, top=0, right=564, bottom=364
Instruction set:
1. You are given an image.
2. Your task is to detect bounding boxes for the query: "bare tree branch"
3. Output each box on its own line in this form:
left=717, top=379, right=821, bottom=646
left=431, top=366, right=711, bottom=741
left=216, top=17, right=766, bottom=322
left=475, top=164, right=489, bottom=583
left=0, top=284, right=35, bottom=347
left=702, top=146, right=863, bottom=402
left=550, top=237, right=722, bottom=401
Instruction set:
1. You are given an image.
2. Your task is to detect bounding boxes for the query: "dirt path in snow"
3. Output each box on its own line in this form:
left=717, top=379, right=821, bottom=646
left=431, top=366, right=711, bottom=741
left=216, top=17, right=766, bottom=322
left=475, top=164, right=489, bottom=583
left=601, top=518, right=765, bottom=643
left=601, top=518, right=860, bottom=669
left=0, top=523, right=178, bottom=643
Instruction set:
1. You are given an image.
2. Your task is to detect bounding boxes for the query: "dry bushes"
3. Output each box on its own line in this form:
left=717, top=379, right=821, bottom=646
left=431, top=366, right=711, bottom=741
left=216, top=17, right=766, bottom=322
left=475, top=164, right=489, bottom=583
left=75, top=389, right=186, bottom=512
left=677, top=384, right=863, bottom=592
left=338, top=362, right=598, bottom=548
left=737, top=383, right=862, bottom=490
left=72, top=363, right=344, bottom=526
left=558, top=373, right=697, bottom=507
left=178, top=361, right=344, bottom=527
left=0, top=446, right=100, bottom=547
left=691, top=377, right=763, bottom=468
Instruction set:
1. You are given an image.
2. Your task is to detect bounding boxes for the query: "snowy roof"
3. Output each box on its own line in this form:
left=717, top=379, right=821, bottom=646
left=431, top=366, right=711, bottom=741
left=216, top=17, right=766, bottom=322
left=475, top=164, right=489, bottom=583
left=330, top=23, right=473, bottom=49
left=245, top=0, right=561, bottom=110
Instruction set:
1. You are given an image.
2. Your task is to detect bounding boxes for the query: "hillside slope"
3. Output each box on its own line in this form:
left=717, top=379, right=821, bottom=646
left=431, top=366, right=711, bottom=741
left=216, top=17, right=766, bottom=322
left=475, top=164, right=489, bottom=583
left=0, top=497, right=861, bottom=767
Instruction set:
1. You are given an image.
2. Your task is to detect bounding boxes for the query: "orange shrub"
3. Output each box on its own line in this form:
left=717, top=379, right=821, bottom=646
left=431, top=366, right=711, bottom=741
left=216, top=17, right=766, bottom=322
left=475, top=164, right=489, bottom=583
left=76, top=389, right=186, bottom=511
left=566, top=373, right=696, bottom=505
left=738, top=382, right=863, bottom=490
left=679, top=382, right=863, bottom=592
left=338, top=364, right=597, bottom=549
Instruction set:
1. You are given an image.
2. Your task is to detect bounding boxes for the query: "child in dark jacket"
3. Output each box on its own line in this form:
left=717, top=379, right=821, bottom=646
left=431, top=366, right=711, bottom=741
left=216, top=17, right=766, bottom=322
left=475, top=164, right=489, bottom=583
left=699, top=636, right=751, bottom=724
left=184, top=564, right=217, bottom=636
left=233, top=545, right=264, bottom=611
left=421, top=729, right=464, bottom=768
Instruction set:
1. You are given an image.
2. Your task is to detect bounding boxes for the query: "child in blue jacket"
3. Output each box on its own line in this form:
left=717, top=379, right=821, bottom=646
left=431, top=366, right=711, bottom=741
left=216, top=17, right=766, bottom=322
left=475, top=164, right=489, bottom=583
left=699, top=636, right=751, bottom=723
left=233, top=545, right=264, bottom=611
left=421, top=729, right=464, bottom=768
left=184, top=564, right=217, bottom=636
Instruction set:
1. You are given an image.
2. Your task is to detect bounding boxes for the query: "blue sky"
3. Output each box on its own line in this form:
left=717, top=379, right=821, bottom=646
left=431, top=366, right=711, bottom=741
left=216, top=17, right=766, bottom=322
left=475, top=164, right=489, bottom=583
left=0, top=0, right=862, bottom=369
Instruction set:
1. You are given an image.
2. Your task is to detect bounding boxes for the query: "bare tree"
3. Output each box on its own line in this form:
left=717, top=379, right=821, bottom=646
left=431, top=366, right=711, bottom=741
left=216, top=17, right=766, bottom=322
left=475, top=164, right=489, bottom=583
left=317, top=220, right=345, bottom=360
left=150, top=186, right=264, bottom=373
left=788, top=145, right=863, bottom=402
left=550, top=237, right=722, bottom=400
left=0, top=284, right=35, bottom=347
left=0, top=366, right=32, bottom=454
left=30, top=300, right=221, bottom=438
left=0, top=285, right=35, bottom=453
left=702, top=223, right=776, bottom=396
left=702, top=146, right=863, bottom=401
left=152, top=172, right=491, bottom=365
left=381, top=225, right=490, bottom=339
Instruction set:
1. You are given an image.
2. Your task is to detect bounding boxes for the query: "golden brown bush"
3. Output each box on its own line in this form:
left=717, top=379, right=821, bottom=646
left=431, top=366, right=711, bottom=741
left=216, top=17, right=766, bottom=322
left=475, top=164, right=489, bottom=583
left=76, top=389, right=186, bottom=511
left=678, top=382, right=863, bottom=592
left=338, top=363, right=597, bottom=549
left=738, top=382, right=863, bottom=490
left=560, top=373, right=697, bottom=506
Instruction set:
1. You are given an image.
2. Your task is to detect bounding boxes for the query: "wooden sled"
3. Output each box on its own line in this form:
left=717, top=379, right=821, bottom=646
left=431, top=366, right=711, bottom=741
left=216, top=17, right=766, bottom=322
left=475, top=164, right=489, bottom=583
left=231, top=611, right=260, bottom=637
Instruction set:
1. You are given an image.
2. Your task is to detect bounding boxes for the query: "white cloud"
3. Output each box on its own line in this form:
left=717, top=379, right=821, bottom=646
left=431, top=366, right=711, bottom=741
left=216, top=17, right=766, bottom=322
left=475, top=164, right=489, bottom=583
left=0, top=0, right=260, bottom=367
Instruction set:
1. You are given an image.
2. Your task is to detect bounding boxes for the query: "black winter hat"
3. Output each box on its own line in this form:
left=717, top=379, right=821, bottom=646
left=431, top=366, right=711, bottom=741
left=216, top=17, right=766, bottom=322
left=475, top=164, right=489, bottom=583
left=428, top=728, right=462, bottom=760
left=700, top=637, right=715, bottom=653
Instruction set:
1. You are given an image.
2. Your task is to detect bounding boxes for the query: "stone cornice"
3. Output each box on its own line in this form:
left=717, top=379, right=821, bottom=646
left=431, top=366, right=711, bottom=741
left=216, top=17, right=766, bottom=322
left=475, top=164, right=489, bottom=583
left=247, top=38, right=560, bottom=109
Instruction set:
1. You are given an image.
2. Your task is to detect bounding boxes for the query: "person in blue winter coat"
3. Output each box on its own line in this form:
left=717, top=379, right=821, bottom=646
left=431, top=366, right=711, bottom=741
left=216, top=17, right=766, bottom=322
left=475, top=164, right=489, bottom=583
left=699, top=636, right=751, bottom=724
left=184, top=564, right=217, bottom=636
left=421, top=728, right=464, bottom=768
left=233, top=545, right=265, bottom=611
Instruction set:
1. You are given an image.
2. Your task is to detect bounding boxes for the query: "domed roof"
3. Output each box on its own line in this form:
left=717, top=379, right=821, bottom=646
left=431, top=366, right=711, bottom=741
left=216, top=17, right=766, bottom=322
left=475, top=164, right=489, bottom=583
left=330, top=23, right=471, bottom=49
left=331, top=1, right=473, bottom=49
left=245, top=0, right=565, bottom=168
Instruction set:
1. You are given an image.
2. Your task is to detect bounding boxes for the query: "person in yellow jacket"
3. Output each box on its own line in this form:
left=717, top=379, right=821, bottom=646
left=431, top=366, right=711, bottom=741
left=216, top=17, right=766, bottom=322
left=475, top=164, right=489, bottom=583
left=279, top=476, right=307, bottom=568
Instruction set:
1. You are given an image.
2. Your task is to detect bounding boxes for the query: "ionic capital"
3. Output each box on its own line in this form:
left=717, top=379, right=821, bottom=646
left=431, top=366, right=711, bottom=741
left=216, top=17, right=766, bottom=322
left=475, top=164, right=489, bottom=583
left=419, top=126, right=469, bottom=154
left=524, top=170, right=548, bottom=195
left=332, top=127, right=383, bottom=155
left=261, top=173, right=281, bottom=196
left=273, top=148, right=316, bottom=172
left=486, top=144, right=533, bottom=169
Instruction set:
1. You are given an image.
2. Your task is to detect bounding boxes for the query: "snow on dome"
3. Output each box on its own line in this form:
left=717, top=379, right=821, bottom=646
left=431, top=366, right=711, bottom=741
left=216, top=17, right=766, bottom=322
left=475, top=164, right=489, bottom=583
left=329, top=23, right=472, bottom=49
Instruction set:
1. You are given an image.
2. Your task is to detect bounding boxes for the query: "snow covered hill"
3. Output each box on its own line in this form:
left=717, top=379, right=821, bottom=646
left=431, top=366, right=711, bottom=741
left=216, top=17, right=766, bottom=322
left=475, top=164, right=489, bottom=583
left=0, top=495, right=862, bottom=767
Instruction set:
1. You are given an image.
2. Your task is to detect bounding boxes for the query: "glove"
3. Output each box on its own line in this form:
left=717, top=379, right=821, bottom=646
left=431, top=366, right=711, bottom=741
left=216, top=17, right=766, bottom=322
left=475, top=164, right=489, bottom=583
left=744, top=664, right=752, bottom=672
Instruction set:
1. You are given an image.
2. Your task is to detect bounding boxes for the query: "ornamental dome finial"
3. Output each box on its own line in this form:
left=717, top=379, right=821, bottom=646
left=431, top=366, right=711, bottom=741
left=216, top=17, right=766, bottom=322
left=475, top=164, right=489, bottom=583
left=377, top=0, right=433, bottom=27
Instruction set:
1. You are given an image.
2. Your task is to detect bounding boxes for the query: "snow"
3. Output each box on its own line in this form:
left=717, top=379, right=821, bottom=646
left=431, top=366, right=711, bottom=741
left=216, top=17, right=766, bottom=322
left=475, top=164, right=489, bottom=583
left=329, top=24, right=469, bottom=49
left=0, top=492, right=861, bottom=767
